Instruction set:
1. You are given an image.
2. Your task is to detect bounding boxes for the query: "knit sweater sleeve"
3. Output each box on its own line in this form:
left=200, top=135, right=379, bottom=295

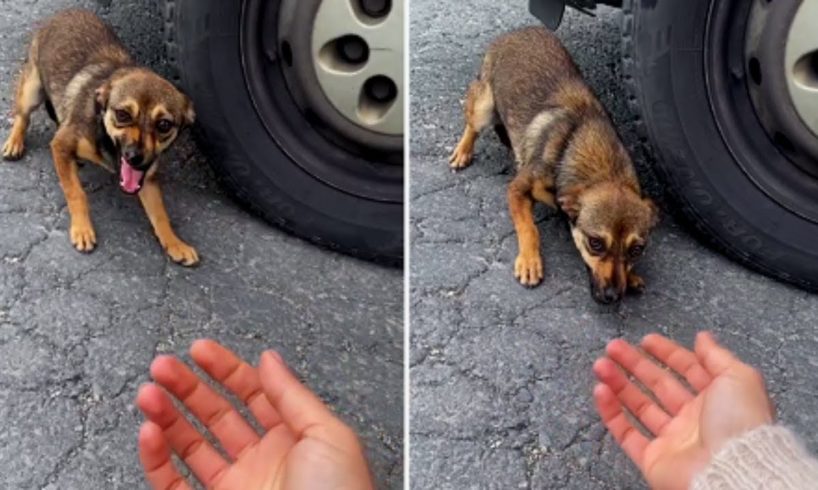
left=692, top=425, right=818, bottom=490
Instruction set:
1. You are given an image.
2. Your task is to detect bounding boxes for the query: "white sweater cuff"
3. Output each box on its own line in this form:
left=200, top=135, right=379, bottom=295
left=692, top=425, right=818, bottom=490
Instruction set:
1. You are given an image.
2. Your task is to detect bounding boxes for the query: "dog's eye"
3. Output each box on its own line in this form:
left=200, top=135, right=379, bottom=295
left=114, top=110, right=132, bottom=124
left=629, top=245, right=645, bottom=259
left=588, top=236, right=606, bottom=254
left=156, top=120, right=174, bottom=134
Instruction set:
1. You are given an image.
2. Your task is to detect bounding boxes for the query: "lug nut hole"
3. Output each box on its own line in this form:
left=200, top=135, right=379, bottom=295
left=319, top=35, right=370, bottom=73
left=793, top=51, right=818, bottom=90
left=359, top=0, right=391, bottom=18
left=365, top=75, right=397, bottom=103
left=358, top=75, right=398, bottom=126
left=749, top=57, right=762, bottom=85
left=281, top=41, right=293, bottom=67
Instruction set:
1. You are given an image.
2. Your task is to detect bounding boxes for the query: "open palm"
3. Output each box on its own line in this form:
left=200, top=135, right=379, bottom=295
left=136, top=340, right=374, bottom=490
left=593, top=332, right=773, bottom=490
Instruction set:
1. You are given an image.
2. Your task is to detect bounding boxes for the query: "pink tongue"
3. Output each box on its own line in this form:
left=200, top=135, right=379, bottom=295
left=120, top=157, right=144, bottom=194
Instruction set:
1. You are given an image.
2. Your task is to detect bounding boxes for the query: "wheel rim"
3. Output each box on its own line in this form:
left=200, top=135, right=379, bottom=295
left=311, top=0, right=403, bottom=137
left=785, top=0, right=818, bottom=138
left=706, top=0, right=818, bottom=223
left=277, top=0, right=404, bottom=152
left=239, top=0, right=403, bottom=204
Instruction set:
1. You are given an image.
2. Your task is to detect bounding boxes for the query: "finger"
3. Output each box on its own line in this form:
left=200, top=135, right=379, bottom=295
left=151, top=355, right=260, bottom=459
left=136, top=383, right=228, bottom=486
left=641, top=334, right=711, bottom=391
left=694, top=331, right=739, bottom=377
left=258, top=351, right=339, bottom=438
left=593, top=358, right=671, bottom=435
left=138, top=421, right=192, bottom=490
left=594, top=383, right=649, bottom=469
left=190, top=340, right=282, bottom=430
left=607, top=339, right=694, bottom=414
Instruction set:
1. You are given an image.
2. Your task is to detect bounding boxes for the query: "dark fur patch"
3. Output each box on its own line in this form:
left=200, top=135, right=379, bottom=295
left=44, top=97, right=57, bottom=123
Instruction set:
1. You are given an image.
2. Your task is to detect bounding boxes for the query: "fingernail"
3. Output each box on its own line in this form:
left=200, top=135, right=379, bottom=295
left=265, top=350, right=284, bottom=365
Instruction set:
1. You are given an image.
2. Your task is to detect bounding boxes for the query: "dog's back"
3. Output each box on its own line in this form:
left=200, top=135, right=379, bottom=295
left=30, top=9, right=131, bottom=123
left=481, top=27, right=604, bottom=153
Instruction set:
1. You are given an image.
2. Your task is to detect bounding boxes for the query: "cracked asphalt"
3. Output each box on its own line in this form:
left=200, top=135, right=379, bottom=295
left=409, top=1, right=818, bottom=488
left=0, top=1, right=402, bottom=488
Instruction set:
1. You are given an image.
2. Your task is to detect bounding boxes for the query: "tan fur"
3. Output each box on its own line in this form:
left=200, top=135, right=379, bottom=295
left=531, top=177, right=556, bottom=207
left=2, top=59, right=43, bottom=160
left=58, top=64, right=109, bottom=121
left=52, top=128, right=95, bottom=252
left=449, top=27, right=658, bottom=302
left=521, top=109, right=565, bottom=166
left=508, top=175, right=543, bottom=286
left=75, top=137, right=110, bottom=170
left=449, top=80, right=495, bottom=169
left=2, top=9, right=198, bottom=265
left=139, top=169, right=198, bottom=266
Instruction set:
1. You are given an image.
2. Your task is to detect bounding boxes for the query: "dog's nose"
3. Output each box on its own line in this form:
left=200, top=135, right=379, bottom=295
left=123, top=150, right=144, bottom=167
left=599, top=287, right=621, bottom=304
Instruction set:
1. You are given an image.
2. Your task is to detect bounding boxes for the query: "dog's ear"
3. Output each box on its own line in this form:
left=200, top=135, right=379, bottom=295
left=181, top=94, right=196, bottom=126
left=644, top=197, right=660, bottom=228
left=95, top=83, right=111, bottom=115
left=557, top=186, right=583, bottom=222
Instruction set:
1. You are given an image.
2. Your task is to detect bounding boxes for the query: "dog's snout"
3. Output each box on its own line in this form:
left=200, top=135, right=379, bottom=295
left=123, top=149, right=144, bottom=167
left=593, top=286, right=621, bottom=305
left=602, top=287, right=620, bottom=303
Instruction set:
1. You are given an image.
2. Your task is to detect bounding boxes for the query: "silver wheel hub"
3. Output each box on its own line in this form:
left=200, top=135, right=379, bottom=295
left=744, top=0, right=818, bottom=164
left=786, top=0, right=818, bottom=137
left=312, top=0, right=404, bottom=136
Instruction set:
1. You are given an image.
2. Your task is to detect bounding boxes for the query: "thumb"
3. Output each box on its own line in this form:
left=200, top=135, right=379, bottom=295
left=258, top=351, right=337, bottom=438
left=695, top=331, right=739, bottom=377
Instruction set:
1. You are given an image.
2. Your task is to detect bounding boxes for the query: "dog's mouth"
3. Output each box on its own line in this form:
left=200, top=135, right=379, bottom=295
left=119, top=156, right=147, bottom=195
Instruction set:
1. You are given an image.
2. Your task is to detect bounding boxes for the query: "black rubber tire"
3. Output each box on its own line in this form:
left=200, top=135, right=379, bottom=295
left=163, top=0, right=403, bottom=265
left=622, top=0, right=818, bottom=292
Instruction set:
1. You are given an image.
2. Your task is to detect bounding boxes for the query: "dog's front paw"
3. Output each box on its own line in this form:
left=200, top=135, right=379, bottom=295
left=70, top=223, right=97, bottom=253
left=449, top=142, right=473, bottom=170
left=514, top=253, right=544, bottom=287
left=2, top=135, right=25, bottom=161
left=165, top=240, right=199, bottom=267
left=627, top=273, right=646, bottom=294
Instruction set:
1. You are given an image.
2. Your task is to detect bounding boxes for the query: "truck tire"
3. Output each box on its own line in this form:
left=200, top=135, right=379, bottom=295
left=164, top=0, right=404, bottom=265
left=622, top=0, right=818, bottom=291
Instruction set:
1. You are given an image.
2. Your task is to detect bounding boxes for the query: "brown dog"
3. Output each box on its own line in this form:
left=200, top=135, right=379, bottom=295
left=2, top=9, right=198, bottom=265
left=450, top=27, right=657, bottom=304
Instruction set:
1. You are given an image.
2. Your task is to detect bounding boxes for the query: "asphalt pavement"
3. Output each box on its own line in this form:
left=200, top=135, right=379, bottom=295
left=0, top=1, right=403, bottom=488
left=409, top=1, right=818, bottom=488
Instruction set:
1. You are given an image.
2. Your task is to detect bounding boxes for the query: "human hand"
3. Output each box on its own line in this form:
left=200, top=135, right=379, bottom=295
left=593, top=331, right=774, bottom=490
left=136, top=340, right=374, bottom=490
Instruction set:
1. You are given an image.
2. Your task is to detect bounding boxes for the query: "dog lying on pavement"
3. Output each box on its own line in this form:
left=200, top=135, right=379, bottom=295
left=450, top=27, right=658, bottom=304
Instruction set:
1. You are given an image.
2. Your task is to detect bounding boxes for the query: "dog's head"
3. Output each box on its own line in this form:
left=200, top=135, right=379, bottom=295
left=560, top=182, right=658, bottom=304
left=96, top=68, right=195, bottom=195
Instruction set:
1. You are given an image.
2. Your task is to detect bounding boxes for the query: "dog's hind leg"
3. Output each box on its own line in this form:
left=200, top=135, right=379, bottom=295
left=508, top=174, right=544, bottom=287
left=449, top=79, right=495, bottom=170
left=3, top=58, right=44, bottom=160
